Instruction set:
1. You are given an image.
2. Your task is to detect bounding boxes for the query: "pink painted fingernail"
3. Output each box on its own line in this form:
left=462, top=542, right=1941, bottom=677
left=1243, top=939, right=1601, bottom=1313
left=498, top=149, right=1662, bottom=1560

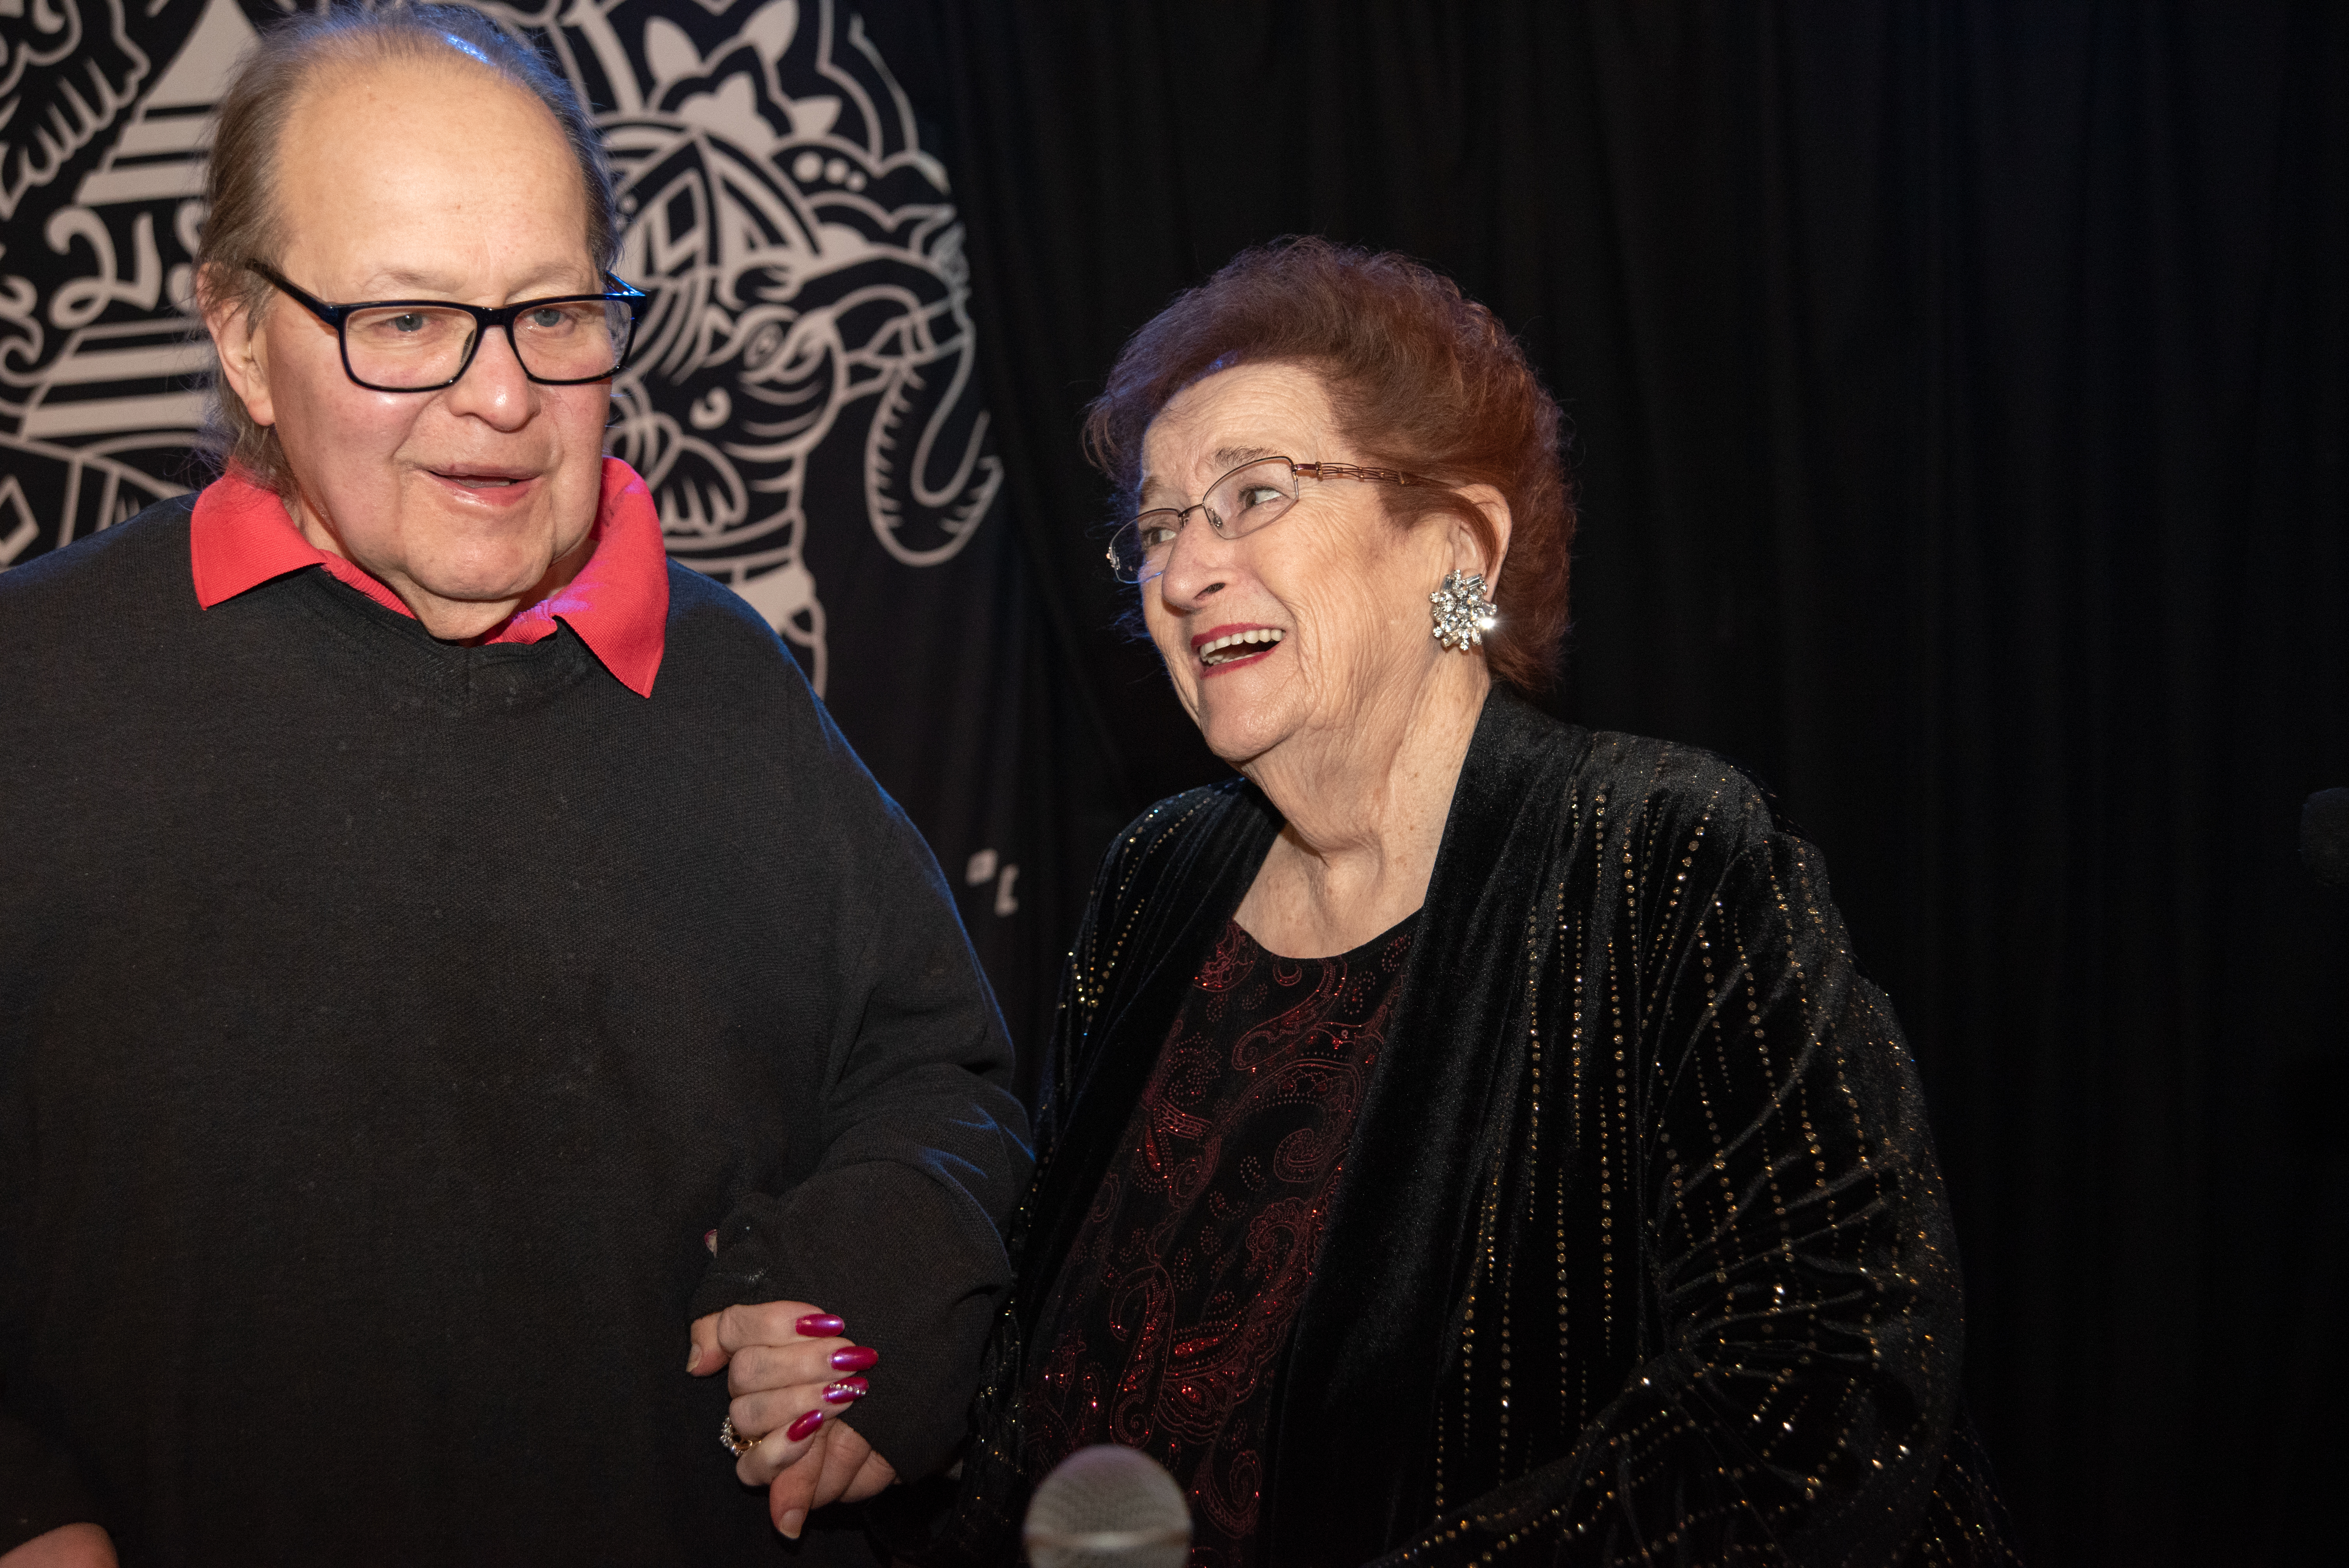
left=702, top=1229, right=718, bottom=1254
left=829, top=1345, right=878, bottom=1372
left=795, top=1313, right=846, bottom=1336
left=823, top=1376, right=869, bottom=1404
left=784, top=1408, right=825, bottom=1442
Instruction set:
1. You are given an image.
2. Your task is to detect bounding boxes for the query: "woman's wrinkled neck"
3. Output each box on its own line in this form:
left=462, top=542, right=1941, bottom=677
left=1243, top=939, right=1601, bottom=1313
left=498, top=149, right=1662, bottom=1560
left=1234, top=654, right=1490, bottom=957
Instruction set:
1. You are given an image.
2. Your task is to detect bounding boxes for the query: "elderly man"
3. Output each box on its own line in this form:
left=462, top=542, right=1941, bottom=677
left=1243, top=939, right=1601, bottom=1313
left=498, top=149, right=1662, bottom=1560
left=0, top=9, right=1026, bottom=1565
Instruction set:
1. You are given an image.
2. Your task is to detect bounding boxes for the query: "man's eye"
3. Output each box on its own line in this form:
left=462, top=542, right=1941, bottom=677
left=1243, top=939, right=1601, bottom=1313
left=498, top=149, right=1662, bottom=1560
left=526, top=306, right=572, bottom=331
left=388, top=312, right=430, bottom=335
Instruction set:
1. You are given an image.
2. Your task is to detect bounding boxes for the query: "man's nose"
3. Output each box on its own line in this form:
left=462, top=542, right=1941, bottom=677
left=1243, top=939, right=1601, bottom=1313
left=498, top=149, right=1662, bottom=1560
left=445, top=324, right=535, bottom=427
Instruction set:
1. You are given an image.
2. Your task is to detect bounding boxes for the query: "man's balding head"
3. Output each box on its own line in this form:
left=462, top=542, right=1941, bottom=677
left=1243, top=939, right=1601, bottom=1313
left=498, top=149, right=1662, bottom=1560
left=195, top=6, right=626, bottom=644
left=197, top=4, right=618, bottom=492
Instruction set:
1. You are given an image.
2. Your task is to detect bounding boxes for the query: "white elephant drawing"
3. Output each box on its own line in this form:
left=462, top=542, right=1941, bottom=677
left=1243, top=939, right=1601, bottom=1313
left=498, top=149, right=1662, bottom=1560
left=528, top=0, right=1002, bottom=693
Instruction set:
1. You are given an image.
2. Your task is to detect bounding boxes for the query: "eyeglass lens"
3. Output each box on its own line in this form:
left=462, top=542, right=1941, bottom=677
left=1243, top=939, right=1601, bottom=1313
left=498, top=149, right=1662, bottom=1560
left=1112, top=458, right=1301, bottom=581
left=343, top=299, right=635, bottom=388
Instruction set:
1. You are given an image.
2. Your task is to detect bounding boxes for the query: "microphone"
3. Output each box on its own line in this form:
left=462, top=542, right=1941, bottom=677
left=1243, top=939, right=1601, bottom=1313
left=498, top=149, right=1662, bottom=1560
left=2304, top=788, right=2349, bottom=889
left=1022, top=1444, right=1191, bottom=1568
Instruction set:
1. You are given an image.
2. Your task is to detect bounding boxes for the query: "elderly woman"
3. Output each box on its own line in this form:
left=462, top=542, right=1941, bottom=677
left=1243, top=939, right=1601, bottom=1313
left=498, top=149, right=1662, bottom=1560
left=924, top=240, right=2013, bottom=1566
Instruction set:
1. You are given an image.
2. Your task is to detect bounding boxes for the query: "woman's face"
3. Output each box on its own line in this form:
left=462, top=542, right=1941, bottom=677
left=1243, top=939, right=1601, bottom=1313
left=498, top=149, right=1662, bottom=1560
left=1138, top=362, right=1477, bottom=768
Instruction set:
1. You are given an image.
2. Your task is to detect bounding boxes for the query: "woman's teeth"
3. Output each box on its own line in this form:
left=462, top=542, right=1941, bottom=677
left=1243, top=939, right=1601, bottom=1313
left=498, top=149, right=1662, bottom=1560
left=1199, top=628, right=1284, bottom=666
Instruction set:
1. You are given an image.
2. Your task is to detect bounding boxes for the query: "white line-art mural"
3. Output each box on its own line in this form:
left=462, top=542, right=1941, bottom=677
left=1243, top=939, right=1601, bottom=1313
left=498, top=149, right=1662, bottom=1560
left=0, top=0, right=209, bottom=568
left=0, top=0, right=1001, bottom=696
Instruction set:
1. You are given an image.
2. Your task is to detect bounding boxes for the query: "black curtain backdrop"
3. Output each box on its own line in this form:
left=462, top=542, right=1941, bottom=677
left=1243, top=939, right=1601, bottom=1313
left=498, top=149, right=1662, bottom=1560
left=921, top=2, right=2347, bottom=1563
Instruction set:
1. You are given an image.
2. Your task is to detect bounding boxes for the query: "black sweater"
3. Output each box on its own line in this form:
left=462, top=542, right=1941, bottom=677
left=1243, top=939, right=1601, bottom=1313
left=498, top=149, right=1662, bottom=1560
left=0, top=495, right=1030, bottom=1564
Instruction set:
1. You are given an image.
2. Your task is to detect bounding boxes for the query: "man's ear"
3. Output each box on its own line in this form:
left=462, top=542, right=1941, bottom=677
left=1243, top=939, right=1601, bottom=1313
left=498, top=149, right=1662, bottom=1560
left=1450, top=483, right=1513, bottom=590
left=200, top=265, right=276, bottom=429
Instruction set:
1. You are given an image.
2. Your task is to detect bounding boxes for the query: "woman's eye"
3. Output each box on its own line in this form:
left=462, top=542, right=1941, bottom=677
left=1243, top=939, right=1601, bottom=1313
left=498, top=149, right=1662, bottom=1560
left=388, top=312, right=429, bottom=335
left=1136, top=519, right=1181, bottom=549
left=1234, top=485, right=1284, bottom=510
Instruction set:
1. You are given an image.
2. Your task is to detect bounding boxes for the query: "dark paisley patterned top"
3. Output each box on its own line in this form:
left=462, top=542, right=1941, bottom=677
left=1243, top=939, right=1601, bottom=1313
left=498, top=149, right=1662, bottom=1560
left=1018, top=915, right=1417, bottom=1566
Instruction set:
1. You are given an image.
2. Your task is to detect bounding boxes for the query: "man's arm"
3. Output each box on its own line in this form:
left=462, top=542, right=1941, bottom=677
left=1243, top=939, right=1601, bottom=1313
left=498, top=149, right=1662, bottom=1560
left=689, top=778, right=1033, bottom=1485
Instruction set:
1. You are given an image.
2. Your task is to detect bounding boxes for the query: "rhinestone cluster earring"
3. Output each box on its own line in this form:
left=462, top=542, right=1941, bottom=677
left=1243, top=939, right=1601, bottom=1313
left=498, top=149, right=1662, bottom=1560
left=1429, top=569, right=1498, bottom=651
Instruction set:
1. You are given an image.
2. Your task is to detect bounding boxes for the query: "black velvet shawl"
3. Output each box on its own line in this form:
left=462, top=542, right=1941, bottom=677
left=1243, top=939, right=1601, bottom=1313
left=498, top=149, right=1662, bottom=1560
left=934, top=690, right=2014, bottom=1565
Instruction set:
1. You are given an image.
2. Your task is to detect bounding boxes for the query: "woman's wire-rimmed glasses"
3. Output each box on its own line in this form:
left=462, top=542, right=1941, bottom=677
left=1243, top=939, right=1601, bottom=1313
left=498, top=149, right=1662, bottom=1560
left=1105, top=454, right=1430, bottom=583
left=244, top=262, right=648, bottom=392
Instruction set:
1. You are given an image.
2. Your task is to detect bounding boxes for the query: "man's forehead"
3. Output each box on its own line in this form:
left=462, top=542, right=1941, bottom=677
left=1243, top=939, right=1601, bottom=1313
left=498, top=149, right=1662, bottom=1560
left=272, top=57, right=589, bottom=287
left=281, top=53, right=559, bottom=161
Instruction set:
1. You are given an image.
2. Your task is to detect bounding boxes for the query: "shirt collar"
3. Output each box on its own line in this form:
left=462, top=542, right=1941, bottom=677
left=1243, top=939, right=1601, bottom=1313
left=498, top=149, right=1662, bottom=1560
left=189, top=458, right=670, bottom=697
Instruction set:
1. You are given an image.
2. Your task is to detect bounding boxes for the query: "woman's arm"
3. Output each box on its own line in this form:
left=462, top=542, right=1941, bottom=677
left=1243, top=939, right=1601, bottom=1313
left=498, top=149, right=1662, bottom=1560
left=1390, top=802, right=1971, bottom=1563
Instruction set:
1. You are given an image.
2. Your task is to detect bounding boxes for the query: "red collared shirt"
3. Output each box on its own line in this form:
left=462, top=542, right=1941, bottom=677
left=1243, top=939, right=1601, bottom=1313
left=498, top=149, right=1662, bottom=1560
left=189, top=458, right=670, bottom=697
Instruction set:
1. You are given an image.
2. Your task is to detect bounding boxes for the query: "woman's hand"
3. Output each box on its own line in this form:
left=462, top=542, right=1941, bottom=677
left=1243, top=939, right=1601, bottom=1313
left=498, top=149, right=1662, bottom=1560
left=687, top=1300, right=889, bottom=1534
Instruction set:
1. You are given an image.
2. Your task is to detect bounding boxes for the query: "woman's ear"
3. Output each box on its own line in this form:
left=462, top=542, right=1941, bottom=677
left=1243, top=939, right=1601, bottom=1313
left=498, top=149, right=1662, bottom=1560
left=200, top=266, right=276, bottom=429
left=1450, top=484, right=1513, bottom=590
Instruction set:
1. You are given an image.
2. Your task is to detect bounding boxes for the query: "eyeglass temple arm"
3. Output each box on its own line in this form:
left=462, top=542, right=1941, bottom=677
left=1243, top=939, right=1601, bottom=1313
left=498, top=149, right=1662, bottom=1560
left=1297, top=461, right=1423, bottom=486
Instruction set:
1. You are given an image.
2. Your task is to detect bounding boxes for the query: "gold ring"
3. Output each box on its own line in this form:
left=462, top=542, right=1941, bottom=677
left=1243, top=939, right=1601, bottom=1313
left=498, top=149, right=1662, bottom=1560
left=719, top=1416, right=761, bottom=1458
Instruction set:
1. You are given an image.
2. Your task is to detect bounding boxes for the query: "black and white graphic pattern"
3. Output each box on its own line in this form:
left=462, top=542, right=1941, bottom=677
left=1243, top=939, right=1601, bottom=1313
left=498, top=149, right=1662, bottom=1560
left=556, top=0, right=1001, bottom=691
left=0, top=0, right=212, bottom=566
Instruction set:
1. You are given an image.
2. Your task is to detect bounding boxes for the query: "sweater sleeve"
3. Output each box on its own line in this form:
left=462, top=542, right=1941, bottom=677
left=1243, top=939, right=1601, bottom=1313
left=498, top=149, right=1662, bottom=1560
left=1388, top=795, right=1969, bottom=1563
left=687, top=763, right=1032, bottom=1482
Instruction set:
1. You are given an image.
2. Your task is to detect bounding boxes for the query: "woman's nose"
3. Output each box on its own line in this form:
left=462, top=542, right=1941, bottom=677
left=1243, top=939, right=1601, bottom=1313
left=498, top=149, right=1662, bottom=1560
left=1155, top=511, right=1237, bottom=600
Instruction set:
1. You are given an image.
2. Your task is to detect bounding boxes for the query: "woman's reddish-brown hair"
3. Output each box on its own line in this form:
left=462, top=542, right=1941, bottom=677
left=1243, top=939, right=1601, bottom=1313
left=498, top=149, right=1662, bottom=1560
left=1083, top=237, right=1574, bottom=693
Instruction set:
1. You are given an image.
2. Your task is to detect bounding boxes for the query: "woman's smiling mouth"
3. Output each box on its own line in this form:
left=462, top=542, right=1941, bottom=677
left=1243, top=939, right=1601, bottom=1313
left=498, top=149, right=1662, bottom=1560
left=1196, top=626, right=1286, bottom=669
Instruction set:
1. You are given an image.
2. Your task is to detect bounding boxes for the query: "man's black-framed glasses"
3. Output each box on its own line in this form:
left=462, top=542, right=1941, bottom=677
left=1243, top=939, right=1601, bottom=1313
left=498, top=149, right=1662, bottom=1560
left=246, top=262, right=647, bottom=392
left=1106, top=454, right=1429, bottom=583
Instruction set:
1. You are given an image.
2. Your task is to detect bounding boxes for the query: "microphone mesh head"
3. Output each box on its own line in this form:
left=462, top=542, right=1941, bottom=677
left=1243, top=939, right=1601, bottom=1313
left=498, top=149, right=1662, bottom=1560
left=1022, top=1444, right=1191, bottom=1568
